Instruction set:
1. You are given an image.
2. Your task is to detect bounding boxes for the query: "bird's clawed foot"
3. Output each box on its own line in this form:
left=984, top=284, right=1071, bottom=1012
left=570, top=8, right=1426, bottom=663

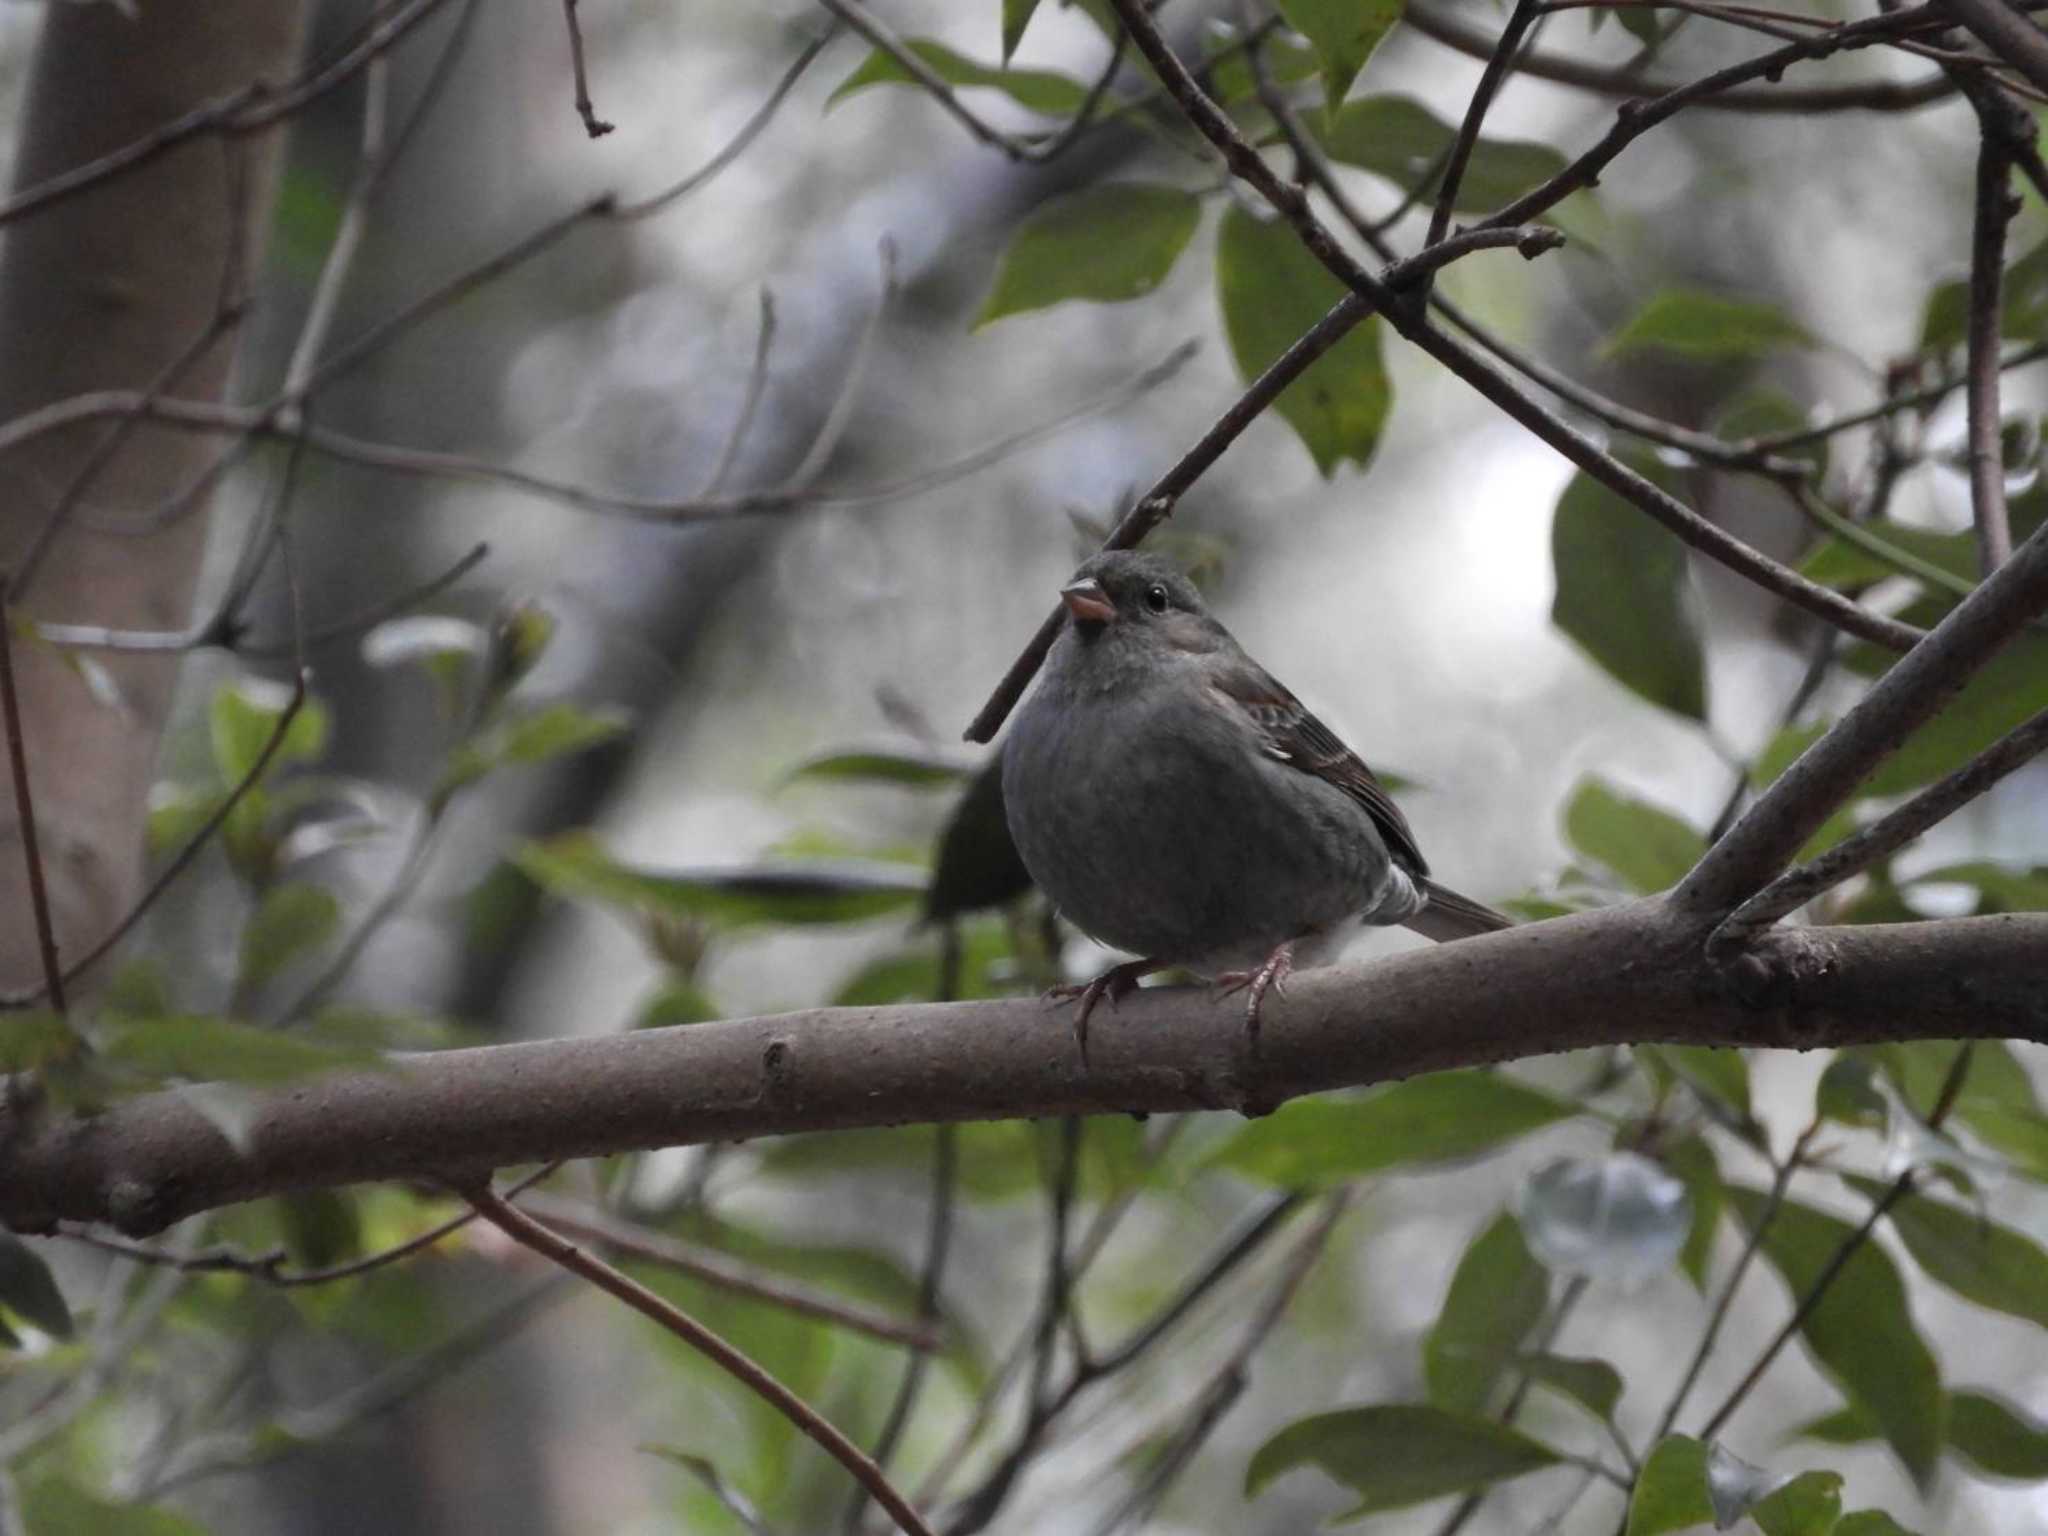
left=1048, top=958, right=1160, bottom=1065
left=1213, top=941, right=1296, bottom=1050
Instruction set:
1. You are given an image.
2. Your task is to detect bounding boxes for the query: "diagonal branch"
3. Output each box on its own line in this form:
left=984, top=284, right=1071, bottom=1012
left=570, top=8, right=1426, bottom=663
left=1966, top=133, right=2019, bottom=572
left=1946, top=0, right=2048, bottom=99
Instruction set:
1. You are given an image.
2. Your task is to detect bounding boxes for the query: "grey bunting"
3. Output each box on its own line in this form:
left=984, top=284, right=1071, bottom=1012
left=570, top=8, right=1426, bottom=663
left=1001, top=550, right=1511, bottom=1058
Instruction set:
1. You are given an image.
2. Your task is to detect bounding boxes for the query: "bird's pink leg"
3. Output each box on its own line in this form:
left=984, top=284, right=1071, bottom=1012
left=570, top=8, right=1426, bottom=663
left=1212, top=940, right=1296, bottom=1046
left=1048, top=957, right=1161, bottom=1064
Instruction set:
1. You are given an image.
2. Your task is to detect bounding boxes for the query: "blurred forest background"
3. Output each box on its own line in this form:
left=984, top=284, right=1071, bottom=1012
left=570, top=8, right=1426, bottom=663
left=1, top=0, right=2047, bottom=1533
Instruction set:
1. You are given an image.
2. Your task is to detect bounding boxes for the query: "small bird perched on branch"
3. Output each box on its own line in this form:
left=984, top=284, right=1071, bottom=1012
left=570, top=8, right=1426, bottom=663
left=1002, top=550, right=1511, bottom=1059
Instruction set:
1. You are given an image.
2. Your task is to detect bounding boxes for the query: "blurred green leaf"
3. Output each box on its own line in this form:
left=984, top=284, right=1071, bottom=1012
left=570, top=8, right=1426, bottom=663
left=1799, top=519, right=1978, bottom=590
left=784, top=745, right=973, bottom=789
left=360, top=614, right=485, bottom=716
left=0, top=1010, right=85, bottom=1074
left=1515, top=1351, right=1623, bottom=1424
left=1000, top=0, right=1044, bottom=60
left=1845, top=1174, right=2048, bottom=1331
left=639, top=1446, right=769, bottom=1534
left=1424, top=1212, right=1547, bottom=1415
left=829, top=38, right=1088, bottom=116
left=237, top=881, right=340, bottom=990
left=517, top=834, right=925, bottom=929
left=1714, top=389, right=1825, bottom=475
left=465, top=859, right=540, bottom=955
left=1562, top=777, right=1703, bottom=893
left=1624, top=1436, right=1711, bottom=1536
left=1206, top=26, right=1319, bottom=102
left=1835, top=1515, right=1920, bottom=1536
left=21, top=1482, right=208, bottom=1536
left=441, top=702, right=629, bottom=797
left=1961, top=1101, right=2048, bottom=1180
left=1245, top=1403, right=1561, bottom=1517
left=1216, top=202, right=1390, bottom=477
left=1856, top=1040, right=2041, bottom=1135
left=1659, top=1135, right=1723, bottom=1290
left=1603, top=287, right=1814, bottom=362
left=1550, top=469, right=1707, bottom=721
left=1910, top=860, right=2048, bottom=913
left=277, top=1189, right=361, bottom=1269
left=1728, top=1188, right=1944, bottom=1486
left=1212, top=1072, right=1576, bottom=1187
left=976, top=183, right=1201, bottom=326
left=1272, top=0, right=1403, bottom=112
left=1846, top=620, right=2048, bottom=796
left=1922, top=235, right=2048, bottom=350
left=1316, top=95, right=1567, bottom=213
left=0, top=1232, right=72, bottom=1339
left=926, top=757, right=1034, bottom=921
left=833, top=920, right=1018, bottom=1005
left=1750, top=1469, right=1843, bottom=1536
left=635, top=978, right=721, bottom=1029
left=210, top=679, right=327, bottom=785
left=1815, top=1053, right=1887, bottom=1130
left=1949, top=1388, right=2048, bottom=1479
left=98, top=1014, right=375, bottom=1086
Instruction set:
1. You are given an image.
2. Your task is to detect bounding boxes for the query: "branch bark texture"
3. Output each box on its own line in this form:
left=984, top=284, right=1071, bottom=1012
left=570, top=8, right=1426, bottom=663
left=6, top=903, right=2043, bottom=1237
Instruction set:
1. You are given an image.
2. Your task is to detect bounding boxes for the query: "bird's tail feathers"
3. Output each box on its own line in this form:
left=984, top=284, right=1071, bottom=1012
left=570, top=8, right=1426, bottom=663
left=1403, top=877, right=1514, bottom=942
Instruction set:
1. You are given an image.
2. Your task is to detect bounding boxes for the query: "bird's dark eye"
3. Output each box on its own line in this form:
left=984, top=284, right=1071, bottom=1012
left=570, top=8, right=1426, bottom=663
left=1144, top=584, right=1170, bottom=613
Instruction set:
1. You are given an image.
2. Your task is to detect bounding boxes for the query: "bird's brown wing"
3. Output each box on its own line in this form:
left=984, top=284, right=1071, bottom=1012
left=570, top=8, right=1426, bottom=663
left=1209, top=658, right=1430, bottom=878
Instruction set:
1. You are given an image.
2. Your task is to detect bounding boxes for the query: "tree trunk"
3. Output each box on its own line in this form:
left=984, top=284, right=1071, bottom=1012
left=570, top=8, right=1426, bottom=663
left=0, top=0, right=309, bottom=992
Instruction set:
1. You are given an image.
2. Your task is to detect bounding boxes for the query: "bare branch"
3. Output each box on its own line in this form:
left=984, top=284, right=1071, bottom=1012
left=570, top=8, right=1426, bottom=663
left=1679, top=516, right=2048, bottom=919
left=1947, top=0, right=2048, bottom=99
left=1428, top=0, right=1542, bottom=251
left=1966, top=135, right=2019, bottom=572
left=0, top=579, right=66, bottom=1013
left=562, top=0, right=615, bottom=137
left=462, top=1183, right=936, bottom=1536
left=1404, top=0, right=1957, bottom=112
left=6, top=902, right=2046, bottom=1238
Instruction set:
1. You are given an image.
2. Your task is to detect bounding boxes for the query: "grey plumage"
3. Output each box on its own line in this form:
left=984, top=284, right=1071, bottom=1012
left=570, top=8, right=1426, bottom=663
left=1002, top=551, right=1508, bottom=1033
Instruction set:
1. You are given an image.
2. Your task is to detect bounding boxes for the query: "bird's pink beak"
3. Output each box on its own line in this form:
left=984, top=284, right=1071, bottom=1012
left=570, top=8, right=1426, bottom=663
left=1061, top=577, right=1116, bottom=626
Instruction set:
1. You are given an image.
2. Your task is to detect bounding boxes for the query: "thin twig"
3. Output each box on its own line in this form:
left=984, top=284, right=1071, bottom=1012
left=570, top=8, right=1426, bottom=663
left=1966, top=135, right=2018, bottom=573
left=1428, top=0, right=1542, bottom=251
left=562, top=0, right=615, bottom=136
left=1697, top=1046, right=1974, bottom=1441
left=0, top=578, right=66, bottom=1012
left=703, top=291, right=777, bottom=498
left=462, top=1181, right=937, bottom=1536
left=783, top=241, right=898, bottom=492
left=518, top=1193, right=943, bottom=1351
left=1403, top=0, right=1956, bottom=113
left=1723, top=702, right=2048, bottom=933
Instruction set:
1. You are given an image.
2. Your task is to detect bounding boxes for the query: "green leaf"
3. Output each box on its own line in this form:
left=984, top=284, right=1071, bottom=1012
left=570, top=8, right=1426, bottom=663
left=1549, top=469, right=1707, bottom=721
left=1216, top=202, right=1391, bottom=477
left=784, top=746, right=972, bottom=789
left=977, top=183, right=1201, bottom=326
left=1750, top=1470, right=1843, bottom=1536
left=1207, top=26, right=1320, bottom=103
left=0, top=1232, right=73, bottom=1339
left=1424, top=1212, right=1548, bottom=1414
left=1835, top=1515, right=1920, bottom=1536
left=1317, top=95, right=1568, bottom=213
left=1922, top=234, right=2048, bottom=350
left=1211, top=1071, right=1576, bottom=1188
left=1272, top=0, right=1404, bottom=113
left=925, top=757, right=1033, bottom=920
left=1655, top=1045, right=1751, bottom=1120
left=1845, top=1174, right=2048, bottom=1331
left=829, top=38, right=1088, bottom=117
left=209, top=679, right=327, bottom=785
left=1799, top=519, right=1979, bottom=591
left=1948, top=1388, right=2048, bottom=1479
left=1910, top=859, right=2048, bottom=914
left=1728, top=1188, right=1944, bottom=1486
left=237, top=881, right=341, bottom=990
left=1000, top=0, right=1044, bottom=60
left=441, top=702, right=629, bottom=797
left=1515, top=1352, right=1624, bottom=1424
left=1245, top=1403, right=1561, bottom=1518
left=1562, top=777, right=1704, bottom=893
left=1960, top=1101, right=2048, bottom=1180
left=1660, top=1135, right=1723, bottom=1289
left=1624, top=1436, right=1712, bottom=1536
left=0, top=1010, right=86, bottom=1074
left=98, top=1013, right=375, bottom=1086
left=517, top=833, right=926, bottom=929
left=21, top=1482, right=210, bottom=1536
left=634, top=978, right=721, bottom=1029
left=1603, top=286, right=1815, bottom=362
left=1815, top=1053, right=1888, bottom=1130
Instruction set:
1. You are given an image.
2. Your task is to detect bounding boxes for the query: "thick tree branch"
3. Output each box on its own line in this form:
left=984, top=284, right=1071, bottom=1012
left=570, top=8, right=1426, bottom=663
left=4, top=903, right=2044, bottom=1238
left=1966, top=132, right=2018, bottom=572
left=1679, top=515, right=2048, bottom=918
left=1946, top=0, right=2048, bottom=99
